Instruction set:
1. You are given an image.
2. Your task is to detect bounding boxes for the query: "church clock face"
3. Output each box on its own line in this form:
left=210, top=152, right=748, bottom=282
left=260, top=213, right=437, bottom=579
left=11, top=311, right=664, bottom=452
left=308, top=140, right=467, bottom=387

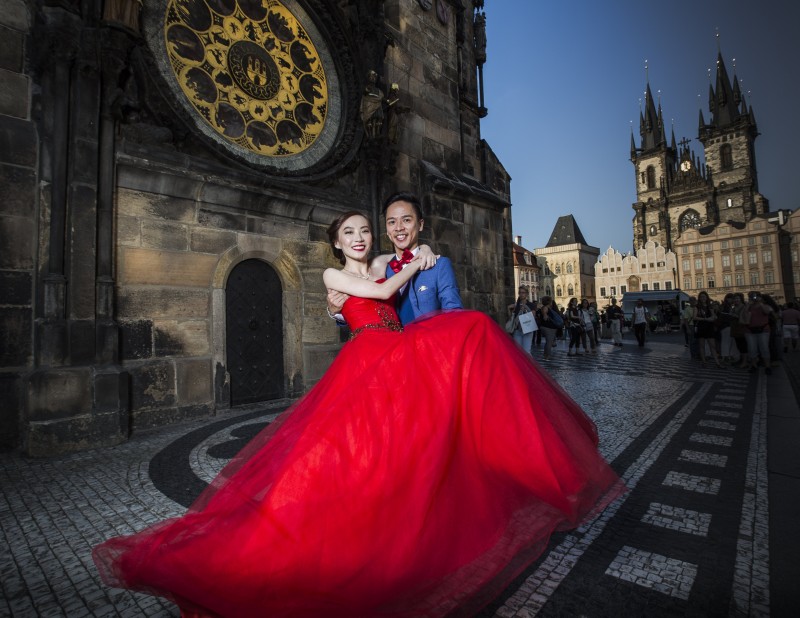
left=680, top=211, right=701, bottom=230
left=145, top=0, right=345, bottom=173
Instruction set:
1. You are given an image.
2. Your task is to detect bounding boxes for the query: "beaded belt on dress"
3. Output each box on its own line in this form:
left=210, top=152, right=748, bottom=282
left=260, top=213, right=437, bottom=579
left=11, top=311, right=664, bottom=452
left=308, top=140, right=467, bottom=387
left=349, top=305, right=403, bottom=340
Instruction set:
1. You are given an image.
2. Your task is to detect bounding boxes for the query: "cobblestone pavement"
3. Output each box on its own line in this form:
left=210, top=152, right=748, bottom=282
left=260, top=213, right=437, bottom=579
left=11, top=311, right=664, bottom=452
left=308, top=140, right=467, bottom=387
left=1, top=331, right=797, bottom=617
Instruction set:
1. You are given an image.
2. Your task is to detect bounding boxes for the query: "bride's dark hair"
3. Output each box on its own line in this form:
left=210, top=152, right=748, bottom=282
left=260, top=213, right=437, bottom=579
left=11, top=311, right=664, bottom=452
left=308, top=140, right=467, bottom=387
left=327, top=211, right=372, bottom=265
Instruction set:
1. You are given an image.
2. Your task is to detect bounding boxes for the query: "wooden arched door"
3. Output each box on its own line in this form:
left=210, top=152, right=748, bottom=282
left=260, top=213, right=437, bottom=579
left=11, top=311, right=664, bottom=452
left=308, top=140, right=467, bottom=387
left=225, top=260, right=284, bottom=405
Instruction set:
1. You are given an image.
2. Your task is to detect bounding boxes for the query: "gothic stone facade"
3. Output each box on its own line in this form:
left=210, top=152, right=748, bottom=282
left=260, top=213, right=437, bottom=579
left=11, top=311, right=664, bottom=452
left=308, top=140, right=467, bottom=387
left=630, top=48, right=797, bottom=305
left=631, top=53, right=768, bottom=253
left=0, top=0, right=512, bottom=455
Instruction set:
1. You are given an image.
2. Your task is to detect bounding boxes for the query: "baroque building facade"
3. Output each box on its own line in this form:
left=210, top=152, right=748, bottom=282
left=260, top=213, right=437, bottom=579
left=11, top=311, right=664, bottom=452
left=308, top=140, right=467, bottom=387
left=511, top=236, right=540, bottom=301
left=673, top=214, right=794, bottom=303
left=0, top=0, right=513, bottom=455
left=535, top=215, right=598, bottom=306
left=594, top=241, right=678, bottom=304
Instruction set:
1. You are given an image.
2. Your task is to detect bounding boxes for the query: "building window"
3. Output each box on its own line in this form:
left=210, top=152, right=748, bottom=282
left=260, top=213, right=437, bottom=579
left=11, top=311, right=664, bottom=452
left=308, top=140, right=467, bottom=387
left=733, top=239, right=742, bottom=248
left=600, top=287, right=606, bottom=297
left=657, top=261, right=665, bottom=268
left=750, top=271, right=760, bottom=285
left=706, top=257, right=714, bottom=269
left=556, top=286, right=562, bottom=297
left=720, top=144, right=733, bottom=170
left=646, top=165, right=656, bottom=189
left=620, top=285, right=627, bottom=294
left=708, top=277, right=715, bottom=288
left=735, top=273, right=744, bottom=286
left=721, top=241, right=729, bottom=249
left=546, top=287, right=551, bottom=296
left=726, top=198, right=733, bottom=208
left=704, top=243, right=713, bottom=251
left=683, top=278, right=691, bottom=289
left=696, top=277, right=703, bottom=289
left=681, top=246, right=689, bottom=254
left=653, top=282, right=660, bottom=290
left=567, top=284, right=574, bottom=296
left=665, top=281, right=672, bottom=290
left=748, top=252, right=758, bottom=265
left=694, top=258, right=702, bottom=270
left=682, top=259, right=690, bottom=271
left=722, top=255, right=731, bottom=268
left=748, top=237, right=756, bottom=246
left=765, top=271, right=774, bottom=284
left=524, top=253, right=531, bottom=265
left=554, top=264, right=561, bottom=274
left=792, top=248, right=799, bottom=263
left=723, top=274, right=732, bottom=287
left=734, top=254, right=744, bottom=267
left=566, top=263, right=573, bottom=274
left=763, top=250, right=772, bottom=263
left=610, top=286, right=616, bottom=296
left=642, top=283, right=649, bottom=291
left=762, top=235, right=770, bottom=245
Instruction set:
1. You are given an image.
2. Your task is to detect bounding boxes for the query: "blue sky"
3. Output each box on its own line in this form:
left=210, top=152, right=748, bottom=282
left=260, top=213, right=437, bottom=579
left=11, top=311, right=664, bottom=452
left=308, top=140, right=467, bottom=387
left=481, top=0, right=799, bottom=255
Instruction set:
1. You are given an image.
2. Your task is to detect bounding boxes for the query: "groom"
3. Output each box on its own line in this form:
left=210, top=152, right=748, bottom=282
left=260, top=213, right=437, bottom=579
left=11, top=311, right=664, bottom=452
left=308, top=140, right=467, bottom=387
left=327, top=192, right=462, bottom=325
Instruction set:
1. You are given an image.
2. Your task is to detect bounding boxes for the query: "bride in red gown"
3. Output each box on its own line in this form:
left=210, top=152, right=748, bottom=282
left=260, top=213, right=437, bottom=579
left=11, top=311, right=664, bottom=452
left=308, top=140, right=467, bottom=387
left=93, top=212, right=624, bottom=617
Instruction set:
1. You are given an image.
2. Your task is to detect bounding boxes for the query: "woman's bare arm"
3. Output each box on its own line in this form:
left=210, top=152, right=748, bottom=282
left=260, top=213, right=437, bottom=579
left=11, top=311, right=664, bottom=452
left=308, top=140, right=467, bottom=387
left=323, top=259, right=422, bottom=299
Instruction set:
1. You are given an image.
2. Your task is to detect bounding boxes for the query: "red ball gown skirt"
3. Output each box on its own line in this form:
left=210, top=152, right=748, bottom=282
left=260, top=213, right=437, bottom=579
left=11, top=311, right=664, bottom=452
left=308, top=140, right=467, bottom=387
left=94, top=297, right=624, bottom=617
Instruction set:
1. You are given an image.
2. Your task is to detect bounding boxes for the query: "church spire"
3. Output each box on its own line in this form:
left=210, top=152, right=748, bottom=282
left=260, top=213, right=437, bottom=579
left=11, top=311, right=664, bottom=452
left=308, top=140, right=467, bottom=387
left=640, top=83, right=661, bottom=150
left=710, top=53, right=740, bottom=128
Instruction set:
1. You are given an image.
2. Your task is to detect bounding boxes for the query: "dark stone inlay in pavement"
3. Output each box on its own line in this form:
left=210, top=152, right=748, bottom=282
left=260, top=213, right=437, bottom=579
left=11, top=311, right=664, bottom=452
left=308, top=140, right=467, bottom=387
left=149, top=408, right=284, bottom=508
left=205, top=422, right=269, bottom=460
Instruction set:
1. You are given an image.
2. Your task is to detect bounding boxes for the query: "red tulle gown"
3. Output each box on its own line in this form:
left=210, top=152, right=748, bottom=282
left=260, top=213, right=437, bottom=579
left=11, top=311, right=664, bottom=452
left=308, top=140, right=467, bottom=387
left=93, top=295, right=624, bottom=617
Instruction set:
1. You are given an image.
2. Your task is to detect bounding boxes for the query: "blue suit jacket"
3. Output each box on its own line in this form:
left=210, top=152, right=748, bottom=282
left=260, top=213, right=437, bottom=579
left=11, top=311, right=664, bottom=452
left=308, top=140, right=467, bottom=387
left=387, top=256, right=462, bottom=323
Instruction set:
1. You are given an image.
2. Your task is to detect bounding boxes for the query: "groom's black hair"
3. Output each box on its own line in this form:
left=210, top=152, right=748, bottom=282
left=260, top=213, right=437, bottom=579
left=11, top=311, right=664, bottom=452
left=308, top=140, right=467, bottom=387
left=382, top=192, right=424, bottom=219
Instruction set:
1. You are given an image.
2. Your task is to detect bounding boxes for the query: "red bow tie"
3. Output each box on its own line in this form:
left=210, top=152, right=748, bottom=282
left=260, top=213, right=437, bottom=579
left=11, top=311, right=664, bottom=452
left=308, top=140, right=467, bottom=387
left=389, top=249, right=415, bottom=273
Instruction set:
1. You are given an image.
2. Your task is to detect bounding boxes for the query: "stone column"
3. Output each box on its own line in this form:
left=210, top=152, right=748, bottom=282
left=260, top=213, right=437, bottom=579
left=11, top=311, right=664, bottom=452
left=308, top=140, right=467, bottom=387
left=96, top=26, right=132, bottom=364
left=35, top=7, right=83, bottom=366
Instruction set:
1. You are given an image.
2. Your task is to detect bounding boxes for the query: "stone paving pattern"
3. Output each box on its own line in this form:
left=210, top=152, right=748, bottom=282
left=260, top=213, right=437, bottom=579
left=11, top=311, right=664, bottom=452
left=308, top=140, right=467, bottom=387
left=2, top=331, right=798, bottom=617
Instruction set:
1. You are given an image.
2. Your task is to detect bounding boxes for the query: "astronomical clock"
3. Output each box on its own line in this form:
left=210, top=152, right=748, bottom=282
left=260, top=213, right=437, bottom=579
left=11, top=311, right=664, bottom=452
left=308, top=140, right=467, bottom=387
left=142, top=0, right=356, bottom=176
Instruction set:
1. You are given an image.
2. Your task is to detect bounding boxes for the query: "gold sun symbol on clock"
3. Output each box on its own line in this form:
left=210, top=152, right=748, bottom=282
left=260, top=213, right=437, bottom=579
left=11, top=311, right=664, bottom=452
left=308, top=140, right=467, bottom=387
left=165, top=0, right=328, bottom=157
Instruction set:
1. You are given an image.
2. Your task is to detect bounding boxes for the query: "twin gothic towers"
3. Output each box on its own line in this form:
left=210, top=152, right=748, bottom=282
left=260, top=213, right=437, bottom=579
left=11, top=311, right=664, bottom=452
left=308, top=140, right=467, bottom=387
left=630, top=51, right=769, bottom=251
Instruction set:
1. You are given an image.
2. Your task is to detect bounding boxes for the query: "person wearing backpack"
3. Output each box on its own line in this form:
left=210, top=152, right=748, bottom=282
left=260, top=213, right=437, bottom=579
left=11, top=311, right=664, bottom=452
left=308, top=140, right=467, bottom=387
left=566, top=298, right=583, bottom=356
left=538, top=295, right=561, bottom=360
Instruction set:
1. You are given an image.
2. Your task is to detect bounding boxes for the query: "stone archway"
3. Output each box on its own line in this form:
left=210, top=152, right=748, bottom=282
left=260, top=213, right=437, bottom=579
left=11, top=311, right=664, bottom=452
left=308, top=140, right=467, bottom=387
left=211, top=244, right=303, bottom=409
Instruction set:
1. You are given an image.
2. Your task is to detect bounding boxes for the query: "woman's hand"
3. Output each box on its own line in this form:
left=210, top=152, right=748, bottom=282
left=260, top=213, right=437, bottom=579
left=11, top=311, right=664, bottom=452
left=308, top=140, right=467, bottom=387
left=327, top=289, right=349, bottom=315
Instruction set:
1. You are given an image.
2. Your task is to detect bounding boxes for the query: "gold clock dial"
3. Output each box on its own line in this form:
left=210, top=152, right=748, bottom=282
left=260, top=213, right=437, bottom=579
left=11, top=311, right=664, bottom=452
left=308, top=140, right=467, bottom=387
left=164, top=0, right=329, bottom=158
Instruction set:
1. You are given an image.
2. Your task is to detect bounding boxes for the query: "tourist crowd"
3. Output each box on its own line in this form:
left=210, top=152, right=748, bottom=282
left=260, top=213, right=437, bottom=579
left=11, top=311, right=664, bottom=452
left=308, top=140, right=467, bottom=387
left=508, top=291, right=800, bottom=373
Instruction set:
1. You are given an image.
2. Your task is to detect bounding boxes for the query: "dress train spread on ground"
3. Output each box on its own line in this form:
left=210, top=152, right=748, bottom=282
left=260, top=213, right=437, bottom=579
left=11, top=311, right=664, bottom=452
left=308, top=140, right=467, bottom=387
left=94, top=296, right=624, bottom=617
